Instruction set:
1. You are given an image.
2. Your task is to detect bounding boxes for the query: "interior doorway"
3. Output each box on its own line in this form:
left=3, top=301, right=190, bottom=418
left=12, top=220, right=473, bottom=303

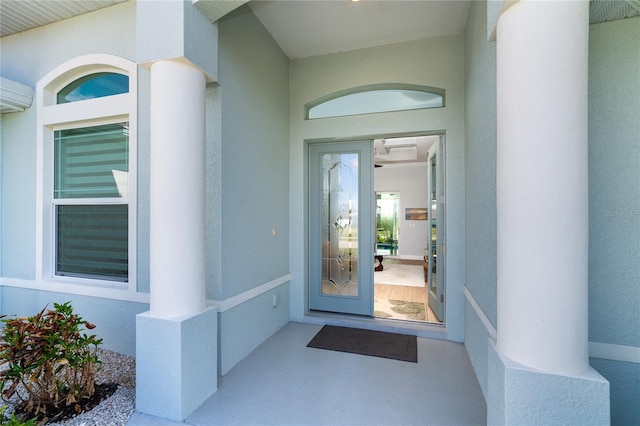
left=307, top=134, right=444, bottom=325
left=376, top=192, right=399, bottom=256
left=372, top=135, right=444, bottom=324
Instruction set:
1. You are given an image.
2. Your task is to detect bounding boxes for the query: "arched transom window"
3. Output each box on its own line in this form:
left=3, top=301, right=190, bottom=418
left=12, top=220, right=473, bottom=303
left=57, top=72, right=129, bottom=104
left=306, top=84, right=445, bottom=119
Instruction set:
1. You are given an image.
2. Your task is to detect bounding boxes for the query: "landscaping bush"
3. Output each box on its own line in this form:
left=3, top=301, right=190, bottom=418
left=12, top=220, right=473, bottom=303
left=0, top=302, right=102, bottom=420
left=0, top=406, right=34, bottom=426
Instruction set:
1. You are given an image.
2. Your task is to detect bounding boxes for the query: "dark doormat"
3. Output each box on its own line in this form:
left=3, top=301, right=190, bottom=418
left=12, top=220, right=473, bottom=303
left=307, top=325, right=417, bottom=363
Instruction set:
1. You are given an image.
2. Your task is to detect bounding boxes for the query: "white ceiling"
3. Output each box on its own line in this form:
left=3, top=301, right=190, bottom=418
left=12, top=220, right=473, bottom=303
left=374, top=135, right=439, bottom=165
left=248, top=0, right=472, bottom=59
left=246, top=0, right=640, bottom=60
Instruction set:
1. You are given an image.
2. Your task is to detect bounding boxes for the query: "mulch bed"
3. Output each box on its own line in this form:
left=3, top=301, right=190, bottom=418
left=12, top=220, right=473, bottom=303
left=11, top=383, right=117, bottom=425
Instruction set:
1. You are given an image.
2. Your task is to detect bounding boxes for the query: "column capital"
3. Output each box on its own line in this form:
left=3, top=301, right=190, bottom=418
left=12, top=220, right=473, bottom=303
left=136, top=0, right=218, bottom=82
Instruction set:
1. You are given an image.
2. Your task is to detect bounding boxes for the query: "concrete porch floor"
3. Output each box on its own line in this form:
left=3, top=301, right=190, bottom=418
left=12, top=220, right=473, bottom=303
left=128, top=322, right=486, bottom=425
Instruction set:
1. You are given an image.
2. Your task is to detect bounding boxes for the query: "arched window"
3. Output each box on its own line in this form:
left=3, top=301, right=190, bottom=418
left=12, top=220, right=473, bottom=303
left=57, top=72, right=129, bottom=104
left=36, top=55, right=137, bottom=289
left=306, top=84, right=445, bottom=119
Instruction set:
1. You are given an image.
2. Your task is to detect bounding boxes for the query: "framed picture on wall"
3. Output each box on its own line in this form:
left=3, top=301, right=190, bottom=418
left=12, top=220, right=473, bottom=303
left=405, top=208, right=428, bottom=220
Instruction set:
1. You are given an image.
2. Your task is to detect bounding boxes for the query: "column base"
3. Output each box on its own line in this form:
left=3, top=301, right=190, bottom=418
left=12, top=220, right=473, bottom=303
left=487, top=340, right=610, bottom=425
left=136, top=306, right=217, bottom=422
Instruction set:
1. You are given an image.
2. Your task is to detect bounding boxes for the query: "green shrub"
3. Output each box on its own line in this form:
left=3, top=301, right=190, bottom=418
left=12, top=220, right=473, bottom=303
left=0, top=302, right=102, bottom=417
left=0, top=406, right=35, bottom=426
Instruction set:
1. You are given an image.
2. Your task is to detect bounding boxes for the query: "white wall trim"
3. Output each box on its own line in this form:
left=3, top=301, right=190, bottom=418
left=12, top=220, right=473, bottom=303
left=0, top=274, right=292, bottom=311
left=464, top=285, right=640, bottom=364
left=210, top=274, right=290, bottom=313
left=589, top=342, right=640, bottom=364
left=0, top=277, right=150, bottom=304
left=35, top=54, right=138, bottom=292
left=395, top=255, right=424, bottom=261
left=464, top=286, right=497, bottom=339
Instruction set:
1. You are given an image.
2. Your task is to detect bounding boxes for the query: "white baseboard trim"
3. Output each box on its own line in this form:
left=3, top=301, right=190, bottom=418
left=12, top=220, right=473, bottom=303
left=589, top=342, right=640, bottom=364
left=399, top=255, right=424, bottom=261
left=210, top=274, right=290, bottom=313
left=0, top=274, right=293, bottom=311
left=464, top=285, right=640, bottom=364
left=464, top=286, right=497, bottom=339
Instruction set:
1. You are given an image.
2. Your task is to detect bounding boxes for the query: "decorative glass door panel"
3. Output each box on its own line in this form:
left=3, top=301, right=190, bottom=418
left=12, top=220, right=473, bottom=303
left=309, top=142, right=373, bottom=316
left=427, top=140, right=445, bottom=322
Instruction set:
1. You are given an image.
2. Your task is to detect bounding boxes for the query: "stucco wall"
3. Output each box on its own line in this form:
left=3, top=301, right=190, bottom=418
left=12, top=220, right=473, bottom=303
left=588, top=16, right=639, bottom=349
left=463, top=0, right=498, bottom=328
left=462, top=0, right=498, bottom=398
left=216, top=6, right=290, bottom=301
left=214, top=5, right=291, bottom=374
left=1, top=287, right=146, bottom=357
left=289, top=34, right=466, bottom=341
left=0, top=3, right=147, bottom=356
left=0, top=2, right=148, bottom=285
left=588, top=16, right=640, bottom=426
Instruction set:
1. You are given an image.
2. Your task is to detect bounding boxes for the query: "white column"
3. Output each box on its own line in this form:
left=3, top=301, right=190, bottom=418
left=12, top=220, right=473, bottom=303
left=496, top=0, right=589, bottom=375
left=149, top=59, right=207, bottom=318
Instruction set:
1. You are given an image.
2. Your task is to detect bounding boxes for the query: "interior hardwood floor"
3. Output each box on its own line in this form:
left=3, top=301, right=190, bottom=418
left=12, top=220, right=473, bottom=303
left=317, top=258, right=442, bottom=323
left=374, top=283, right=428, bottom=304
left=374, top=258, right=442, bottom=324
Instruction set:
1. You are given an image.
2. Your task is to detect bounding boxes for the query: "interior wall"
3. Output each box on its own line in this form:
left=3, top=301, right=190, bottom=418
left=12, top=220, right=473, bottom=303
left=289, top=34, right=466, bottom=341
left=374, top=164, right=429, bottom=258
left=587, top=16, right=640, bottom=425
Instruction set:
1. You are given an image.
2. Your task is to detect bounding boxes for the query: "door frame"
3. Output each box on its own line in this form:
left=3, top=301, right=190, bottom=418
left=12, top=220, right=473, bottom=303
left=427, top=137, right=446, bottom=322
left=305, top=131, right=446, bottom=327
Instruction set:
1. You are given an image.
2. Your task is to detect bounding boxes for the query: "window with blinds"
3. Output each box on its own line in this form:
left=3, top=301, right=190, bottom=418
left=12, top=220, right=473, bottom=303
left=56, top=205, right=128, bottom=281
left=54, top=124, right=129, bottom=198
left=53, top=123, right=129, bottom=282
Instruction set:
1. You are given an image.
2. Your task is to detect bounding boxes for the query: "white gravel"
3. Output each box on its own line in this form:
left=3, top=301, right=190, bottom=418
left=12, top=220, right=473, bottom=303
left=2, top=348, right=137, bottom=426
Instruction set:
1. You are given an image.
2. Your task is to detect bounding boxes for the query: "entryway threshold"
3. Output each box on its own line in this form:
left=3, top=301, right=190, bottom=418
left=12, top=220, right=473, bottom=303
left=303, top=311, right=448, bottom=341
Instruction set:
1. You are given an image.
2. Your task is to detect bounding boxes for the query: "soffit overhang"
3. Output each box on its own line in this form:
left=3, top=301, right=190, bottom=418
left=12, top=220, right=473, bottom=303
left=0, top=0, right=127, bottom=37
left=1, top=0, right=639, bottom=39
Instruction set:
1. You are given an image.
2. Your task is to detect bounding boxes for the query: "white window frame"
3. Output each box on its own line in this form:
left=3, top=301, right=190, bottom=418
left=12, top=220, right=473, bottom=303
left=36, top=54, right=138, bottom=296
